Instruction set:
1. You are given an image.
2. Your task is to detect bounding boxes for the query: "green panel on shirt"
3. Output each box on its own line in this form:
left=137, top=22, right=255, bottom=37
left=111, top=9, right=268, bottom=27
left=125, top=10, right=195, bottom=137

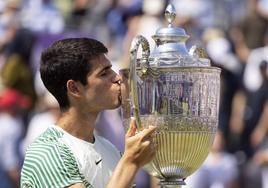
left=21, top=127, right=93, bottom=188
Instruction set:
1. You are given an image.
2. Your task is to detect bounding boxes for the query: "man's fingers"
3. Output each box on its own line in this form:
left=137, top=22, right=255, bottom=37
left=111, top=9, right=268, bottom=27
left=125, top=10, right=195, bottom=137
left=126, top=117, right=137, bottom=137
left=126, top=118, right=157, bottom=139
left=138, top=126, right=157, bottom=140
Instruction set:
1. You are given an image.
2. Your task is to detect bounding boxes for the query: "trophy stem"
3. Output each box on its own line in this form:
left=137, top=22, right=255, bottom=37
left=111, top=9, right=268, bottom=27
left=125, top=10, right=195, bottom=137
left=160, top=185, right=181, bottom=188
left=159, top=178, right=185, bottom=188
left=160, top=185, right=182, bottom=188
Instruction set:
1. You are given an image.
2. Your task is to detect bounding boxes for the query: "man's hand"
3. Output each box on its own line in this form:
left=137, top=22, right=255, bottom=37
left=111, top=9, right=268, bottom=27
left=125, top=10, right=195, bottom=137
left=106, top=118, right=157, bottom=188
left=123, top=118, right=157, bottom=168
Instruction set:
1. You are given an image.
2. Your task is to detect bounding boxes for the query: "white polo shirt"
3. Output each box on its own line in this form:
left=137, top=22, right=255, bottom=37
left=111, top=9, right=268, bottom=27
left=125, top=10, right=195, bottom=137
left=21, top=125, right=121, bottom=188
left=57, top=126, right=121, bottom=188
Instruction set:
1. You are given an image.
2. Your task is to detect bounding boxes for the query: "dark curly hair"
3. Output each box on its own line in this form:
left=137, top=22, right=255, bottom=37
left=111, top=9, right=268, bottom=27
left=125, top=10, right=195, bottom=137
left=40, top=38, right=108, bottom=111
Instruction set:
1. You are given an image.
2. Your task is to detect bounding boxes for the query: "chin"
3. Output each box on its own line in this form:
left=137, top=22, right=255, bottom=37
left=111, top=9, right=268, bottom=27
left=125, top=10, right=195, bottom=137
left=106, top=105, right=120, bottom=110
left=103, top=96, right=121, bottom=110
left=111, top=99, right=122, bottom=109
left=111, top=101, right=121, bottom=109
left=102, top=103, right=117, bottom=111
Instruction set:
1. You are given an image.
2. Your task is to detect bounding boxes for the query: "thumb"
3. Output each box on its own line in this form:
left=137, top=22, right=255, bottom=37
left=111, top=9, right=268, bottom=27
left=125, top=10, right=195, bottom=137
left=126, top=117, right=137, bottom=137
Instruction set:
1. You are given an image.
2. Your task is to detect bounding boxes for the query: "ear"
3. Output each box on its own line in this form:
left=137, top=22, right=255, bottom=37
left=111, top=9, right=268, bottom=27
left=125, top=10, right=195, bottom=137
left=66, top=80, right=82, bottom=98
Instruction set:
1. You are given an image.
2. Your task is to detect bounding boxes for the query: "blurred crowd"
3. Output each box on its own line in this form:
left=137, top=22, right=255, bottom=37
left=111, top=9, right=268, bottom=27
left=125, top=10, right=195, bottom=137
left=0, top=0, right=268, bottom=187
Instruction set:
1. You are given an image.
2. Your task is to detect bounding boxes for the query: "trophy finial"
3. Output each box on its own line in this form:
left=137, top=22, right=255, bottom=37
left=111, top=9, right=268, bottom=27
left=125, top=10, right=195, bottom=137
left=165, top=4, right=176, bottom=27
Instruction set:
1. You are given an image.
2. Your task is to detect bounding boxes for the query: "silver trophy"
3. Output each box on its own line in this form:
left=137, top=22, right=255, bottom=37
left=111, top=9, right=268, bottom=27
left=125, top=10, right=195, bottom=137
left=120, top=4, right=221, bottom=188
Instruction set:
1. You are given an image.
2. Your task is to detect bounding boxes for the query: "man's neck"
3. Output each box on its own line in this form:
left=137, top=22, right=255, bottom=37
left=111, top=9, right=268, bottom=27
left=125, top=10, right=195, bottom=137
left=56, top=107, right=98, bottom=143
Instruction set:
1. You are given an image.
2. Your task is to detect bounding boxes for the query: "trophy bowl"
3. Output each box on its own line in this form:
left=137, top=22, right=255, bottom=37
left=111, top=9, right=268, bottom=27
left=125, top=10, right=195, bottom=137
left=120, top=4, right=221, bottom=188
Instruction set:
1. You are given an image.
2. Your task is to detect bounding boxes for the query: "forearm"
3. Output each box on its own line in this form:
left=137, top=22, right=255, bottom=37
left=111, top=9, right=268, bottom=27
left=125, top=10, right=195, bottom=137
left=106, top=155, right=138, bottom=188
left=107, top=119, right=156, bottom=188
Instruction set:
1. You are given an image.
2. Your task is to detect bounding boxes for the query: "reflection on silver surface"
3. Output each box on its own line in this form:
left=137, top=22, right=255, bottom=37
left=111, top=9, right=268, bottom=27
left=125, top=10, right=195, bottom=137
left=121, top=3, right=221, bottom=187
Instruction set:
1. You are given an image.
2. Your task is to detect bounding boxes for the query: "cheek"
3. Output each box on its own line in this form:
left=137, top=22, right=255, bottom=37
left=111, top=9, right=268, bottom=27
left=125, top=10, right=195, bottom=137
left=89, top=82, right=113, bottom=98
left=96, top=83, right=112, bottom=93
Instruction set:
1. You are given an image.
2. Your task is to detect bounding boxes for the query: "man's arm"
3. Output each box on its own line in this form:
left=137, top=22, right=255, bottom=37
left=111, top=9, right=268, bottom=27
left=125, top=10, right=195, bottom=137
left=68, top=119, right=156, bottom=188
left=107, top=118, right=157, bottom=188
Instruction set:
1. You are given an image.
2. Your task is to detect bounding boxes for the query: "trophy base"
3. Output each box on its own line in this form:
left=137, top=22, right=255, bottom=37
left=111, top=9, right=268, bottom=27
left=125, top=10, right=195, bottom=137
left=159, top=178, right=186, bottom=188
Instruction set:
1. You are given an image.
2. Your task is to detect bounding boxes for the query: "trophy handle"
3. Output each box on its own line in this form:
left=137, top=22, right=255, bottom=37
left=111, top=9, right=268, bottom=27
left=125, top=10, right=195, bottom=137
left=129, top=35, right=150, bottom=130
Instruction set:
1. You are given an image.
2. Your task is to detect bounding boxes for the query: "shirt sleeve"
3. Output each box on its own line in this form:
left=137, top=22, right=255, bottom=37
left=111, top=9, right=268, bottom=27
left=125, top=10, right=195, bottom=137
left=21, top=142, right=84, bottom=188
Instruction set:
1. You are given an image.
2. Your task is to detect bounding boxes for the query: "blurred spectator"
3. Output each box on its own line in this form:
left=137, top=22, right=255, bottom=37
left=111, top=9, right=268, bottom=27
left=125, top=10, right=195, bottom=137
left=1, top=28, right=37, bottom=110
left=185, top=131, right=239, bottom=188
left=121, top=0, right=165, bottom=67
left=212, top=0, right=248, bottom=31
left=106, top=0, right=143, bottom=59
left=65, top=0, right=92, bottom=30
left=257, top=0, right=268, bottom=20
left=203, top=28, right=243, bottom=153
left=242, top=123, right=268, bottom=188
left=0, top=88, right=30, bottom=188
left=106, top=1, right=128, bottom=41
left=250, top=98, right=268, bottom=150
left=20, top=0, right=64, bottom=34
left=132, top=0, right=165, bottom=50
left=243, top=35, right=268, bottom=92
left=53, top=0, right=73, bottom=19
left=171, top=0, right=213, bottom=28
left=204, top=28, right=242, bottom=75
left=170, top=0, right=206, bottom=47
left=0, top=1, right=5, bottom=13
left=230, top=0, right=268, bottom=63
left=241, top=60, right=268, bottom=158
left=170, top=0, right=245, bottom=46
left=66, top=0, right=112, bottom=43
left=0, top=0, right=21, bottom=53
left=248, top=136, right=268, bottom=188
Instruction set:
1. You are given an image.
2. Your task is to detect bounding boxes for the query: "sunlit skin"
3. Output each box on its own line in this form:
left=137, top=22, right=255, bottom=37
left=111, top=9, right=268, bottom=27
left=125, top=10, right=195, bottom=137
left=55, top=53, right=156, bottom=188
left=57, top=54, right=121, bottom=143
left=76, top=54, right=122, bottom=113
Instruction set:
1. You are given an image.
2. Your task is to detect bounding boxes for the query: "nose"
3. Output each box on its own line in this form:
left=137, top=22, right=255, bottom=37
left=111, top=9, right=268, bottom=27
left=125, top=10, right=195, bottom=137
left=113, top=73, right=122, bottom=85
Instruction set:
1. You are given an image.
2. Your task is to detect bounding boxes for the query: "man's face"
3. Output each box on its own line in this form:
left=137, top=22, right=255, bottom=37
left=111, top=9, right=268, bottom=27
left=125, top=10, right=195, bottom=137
left=78, top=54, right=121, bottom=112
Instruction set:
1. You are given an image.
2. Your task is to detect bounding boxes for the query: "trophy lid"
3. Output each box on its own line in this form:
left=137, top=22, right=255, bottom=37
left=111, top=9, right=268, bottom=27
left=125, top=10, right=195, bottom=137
left=150, top=4, right=210, bottom=67
left=153, top=4, right=189, bottom=45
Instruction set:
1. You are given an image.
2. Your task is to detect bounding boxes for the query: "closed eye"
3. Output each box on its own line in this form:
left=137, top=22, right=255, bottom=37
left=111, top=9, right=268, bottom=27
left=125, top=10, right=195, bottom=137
left=99, top=65, right=112, bottom=77
left=100, top=71, right=107, bottom=76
